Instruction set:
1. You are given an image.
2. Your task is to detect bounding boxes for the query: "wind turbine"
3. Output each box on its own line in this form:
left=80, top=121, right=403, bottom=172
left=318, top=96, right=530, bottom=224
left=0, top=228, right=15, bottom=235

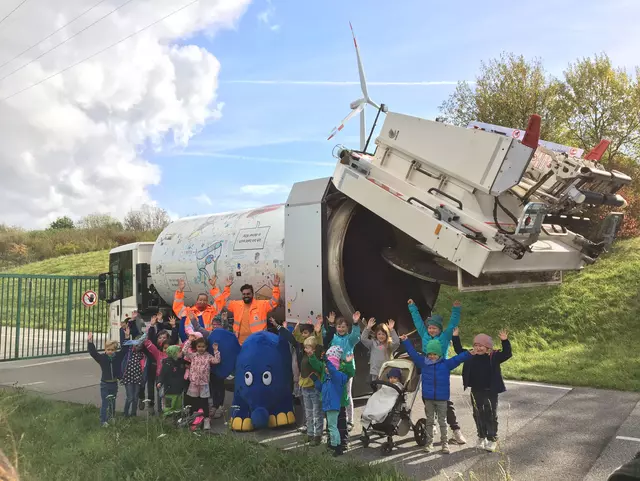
left=327, top=22, right=387, bottom=152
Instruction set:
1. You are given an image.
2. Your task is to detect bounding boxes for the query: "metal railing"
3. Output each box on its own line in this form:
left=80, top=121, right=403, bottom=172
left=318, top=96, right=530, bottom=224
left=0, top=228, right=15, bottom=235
left=0, top=274, right=109, bottom=361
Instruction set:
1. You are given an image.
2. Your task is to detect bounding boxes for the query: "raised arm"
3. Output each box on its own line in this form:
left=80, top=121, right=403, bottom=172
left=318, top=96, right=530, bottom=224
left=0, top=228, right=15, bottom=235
left=346, top=311, right=362, bottom=348
left=261, top=274, right=281, bottom=312
left=451, top=327, right=464, bottom=354
left=400, top=337, right=423, bottom=366
left=442, top=301, right=462, bottom=339
left=87, top=333, right=101, bottom=363
left=143, top=339, right=163, bottom=364
left=408, top=300, right=428, bottom=340
left=181, top=339, right=193, bottom=361
left=493, top=330, right=512, bottom=363
left=388, top=319, right=400, bottom=351
left=444, top=350, right=472, bottom=371
left=172, top=279, right=188, bottom=318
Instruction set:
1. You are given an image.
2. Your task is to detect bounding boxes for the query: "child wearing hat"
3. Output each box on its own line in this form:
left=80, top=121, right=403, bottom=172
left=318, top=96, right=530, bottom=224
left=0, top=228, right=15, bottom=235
left=157, top=345, right=187, bottom=415
left=400, top=334, right=474, bottom=454
left=407, top=298, right=466, bottom=445
left=311, top=345, right=348, bottom=456
left=452, top=328, right=512, bottom=452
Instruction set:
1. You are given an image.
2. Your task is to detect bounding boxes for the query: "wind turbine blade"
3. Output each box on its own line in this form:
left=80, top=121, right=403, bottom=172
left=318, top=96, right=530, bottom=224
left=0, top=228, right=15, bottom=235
left=349, top=22, right=369, bottom=101
left=327, top=104, right=365, bottom=141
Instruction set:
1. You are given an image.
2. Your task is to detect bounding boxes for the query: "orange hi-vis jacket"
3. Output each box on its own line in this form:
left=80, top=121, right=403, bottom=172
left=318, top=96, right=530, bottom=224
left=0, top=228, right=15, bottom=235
left=172, top=287, right=229, bottom=330
left=224, top=285, right=280, bottom=344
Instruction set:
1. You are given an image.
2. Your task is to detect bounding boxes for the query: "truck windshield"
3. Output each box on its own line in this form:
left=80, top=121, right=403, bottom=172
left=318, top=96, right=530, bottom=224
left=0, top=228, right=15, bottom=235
left=109, top=250, right=133, bottom=300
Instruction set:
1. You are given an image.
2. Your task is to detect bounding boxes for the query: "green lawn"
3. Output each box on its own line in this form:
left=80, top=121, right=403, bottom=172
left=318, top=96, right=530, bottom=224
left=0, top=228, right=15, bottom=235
left=2, top=250, right=110, bottom=276
left=0, top=389, right=406, bottom=481
left=436, top=237, right=640, bottom=392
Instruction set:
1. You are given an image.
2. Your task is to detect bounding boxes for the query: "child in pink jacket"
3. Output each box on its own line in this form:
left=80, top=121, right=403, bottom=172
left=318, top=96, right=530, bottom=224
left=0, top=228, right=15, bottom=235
left=182, top=337, right=220, bottom=430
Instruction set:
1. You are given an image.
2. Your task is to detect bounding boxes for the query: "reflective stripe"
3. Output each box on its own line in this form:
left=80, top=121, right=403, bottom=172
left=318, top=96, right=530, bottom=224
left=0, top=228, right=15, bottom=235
left=178, top=307, right=186, bottom=318
left=212, top=292, right=221, bottom=300
left=250, top=320, right=264, bottom=327
left=173, top=297, right=182, bottom=303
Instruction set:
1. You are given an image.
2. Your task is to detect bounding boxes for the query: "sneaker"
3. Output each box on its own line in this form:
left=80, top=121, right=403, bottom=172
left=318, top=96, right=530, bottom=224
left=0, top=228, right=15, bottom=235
left=312, top=436, right=322, bottom=446
left=476, top=437, right=487, bottom=449
left=298, top=425, right=307, bottom=433
left=452, top=429, right=467, bottom=445
left=138, top=400, right=145, bottom=411
left=433, top=425, right=438, bottom=438
left=441, top=443, right=451, bottom=454
left=212, top=409, right=223, bottom=419
left=347, top=422, right=354, bottom=432
left=485, top=440, right=498, bottom=452
left=101, top=422, right=109, bottom=428
left=424, top=443, right=433, bottom=453
left=203, top=418, right=211, bottom=430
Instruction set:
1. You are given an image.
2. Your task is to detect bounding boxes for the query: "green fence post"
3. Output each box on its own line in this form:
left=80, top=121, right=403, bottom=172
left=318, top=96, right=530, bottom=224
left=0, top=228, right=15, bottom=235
left=65, top=278, right=73, bottom=355
left=14, top=278, right=22, bottom=359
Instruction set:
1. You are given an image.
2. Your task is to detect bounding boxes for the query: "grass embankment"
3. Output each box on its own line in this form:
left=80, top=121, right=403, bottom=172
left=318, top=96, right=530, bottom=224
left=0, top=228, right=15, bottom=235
left=3, top=250, right=110, bottom=276
left=436, top=237, right=640, bottom=392
left=0, top=389, right=405, bottom=481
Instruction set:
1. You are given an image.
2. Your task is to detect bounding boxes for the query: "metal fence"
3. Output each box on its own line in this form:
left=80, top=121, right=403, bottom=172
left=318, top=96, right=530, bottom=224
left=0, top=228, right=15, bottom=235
left=0, top=274, right=110, bottom=361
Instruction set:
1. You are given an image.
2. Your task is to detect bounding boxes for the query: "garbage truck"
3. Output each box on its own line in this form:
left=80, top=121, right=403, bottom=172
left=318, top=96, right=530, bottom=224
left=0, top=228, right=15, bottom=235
left=98, top=111, right=630, bottom=396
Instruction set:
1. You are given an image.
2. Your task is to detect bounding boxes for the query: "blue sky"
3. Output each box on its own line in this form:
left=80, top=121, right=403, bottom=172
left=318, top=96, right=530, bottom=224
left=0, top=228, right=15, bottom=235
left=151, top=0, right=640, bottom=218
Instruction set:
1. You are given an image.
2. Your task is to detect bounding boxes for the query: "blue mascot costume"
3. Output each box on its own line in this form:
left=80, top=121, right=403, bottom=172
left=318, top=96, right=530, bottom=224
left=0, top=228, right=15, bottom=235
left=180, top=316, right=295, bottom=432
left=230, top=331, right=295, bottom=432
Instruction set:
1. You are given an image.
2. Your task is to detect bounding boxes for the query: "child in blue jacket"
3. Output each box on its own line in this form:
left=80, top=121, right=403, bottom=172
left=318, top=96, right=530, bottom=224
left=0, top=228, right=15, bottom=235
left=407, top=298, right=466, bottom=445
left=323, top=310, right=361, bottom=431
left=312, top=345, right=347, bottom=457
left=400, top=335, right=474, bottom=454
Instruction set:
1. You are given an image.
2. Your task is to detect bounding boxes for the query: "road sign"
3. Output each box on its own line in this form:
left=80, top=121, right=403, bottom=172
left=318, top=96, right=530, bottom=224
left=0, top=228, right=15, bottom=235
left=82, top=290, right=98, bottom=307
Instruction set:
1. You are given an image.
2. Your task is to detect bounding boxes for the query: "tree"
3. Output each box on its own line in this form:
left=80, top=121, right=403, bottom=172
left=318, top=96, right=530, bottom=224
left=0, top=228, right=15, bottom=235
left=439, top=53, right=565, bottom=141
left=48, top=216, right=75, bottom=230
left=77, top=213, right=123, bottom=230
left=123, top=204, right=170, bottom=231
left=557, top=54, right=640, bottom=163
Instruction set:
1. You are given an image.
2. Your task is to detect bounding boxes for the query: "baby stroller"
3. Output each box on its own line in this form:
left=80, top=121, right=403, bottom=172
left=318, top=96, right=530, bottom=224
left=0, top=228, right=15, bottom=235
left=360, top=355, right=428, bottom=455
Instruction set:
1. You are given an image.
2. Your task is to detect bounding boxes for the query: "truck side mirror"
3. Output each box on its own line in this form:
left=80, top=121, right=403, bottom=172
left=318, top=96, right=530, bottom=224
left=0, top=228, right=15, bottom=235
left=98, top=273, right=107, bottom=300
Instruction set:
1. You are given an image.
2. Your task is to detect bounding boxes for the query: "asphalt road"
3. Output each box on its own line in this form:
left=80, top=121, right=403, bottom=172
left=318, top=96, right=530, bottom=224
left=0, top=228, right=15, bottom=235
left=0, top=354, right=638, bottom=481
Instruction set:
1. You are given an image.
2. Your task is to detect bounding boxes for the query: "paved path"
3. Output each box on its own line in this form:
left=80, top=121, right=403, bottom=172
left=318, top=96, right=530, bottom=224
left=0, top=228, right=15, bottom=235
left=0, top=354, right=638, bottom=481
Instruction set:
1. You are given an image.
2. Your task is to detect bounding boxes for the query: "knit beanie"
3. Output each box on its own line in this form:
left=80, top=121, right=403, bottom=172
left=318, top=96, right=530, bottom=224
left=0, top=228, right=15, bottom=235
left=426, top=314, right=443, bottom=331
left=426, top=339, right=443, bottom=357
left=166, top=345, right=180, bottom=360
left=387, top=368, right=403, bottom=383
left=473, top=333, right=493, bottom=350
left=325, top=345, right=343, bottom=368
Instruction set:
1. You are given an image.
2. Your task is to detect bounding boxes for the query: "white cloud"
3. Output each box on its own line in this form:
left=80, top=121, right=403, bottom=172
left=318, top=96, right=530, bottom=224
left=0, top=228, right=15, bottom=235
left=257, top=0, right=279, bottom=31
left=240, top=184, right=290, bottom=196
left=0, top=0, right=251, bottom=228
left=193, top=193, right=213, bottom=206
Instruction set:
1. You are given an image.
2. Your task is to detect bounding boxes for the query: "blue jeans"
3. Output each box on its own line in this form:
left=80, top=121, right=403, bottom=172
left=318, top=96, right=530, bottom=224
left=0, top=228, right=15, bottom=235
left=326, top=410, right=340, bottom=447
left=124, top=383, right=141, bottom=417
left=100, top=381, right=118, bottom=424
left=301, top=387, right=322, bottom=437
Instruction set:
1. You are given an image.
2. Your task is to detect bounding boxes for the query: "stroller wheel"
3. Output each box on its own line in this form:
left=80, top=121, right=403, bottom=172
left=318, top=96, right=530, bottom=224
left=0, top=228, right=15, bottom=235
left=414, top=418, right=428, bottom=446
left=381, top=441, right=393, bottom=455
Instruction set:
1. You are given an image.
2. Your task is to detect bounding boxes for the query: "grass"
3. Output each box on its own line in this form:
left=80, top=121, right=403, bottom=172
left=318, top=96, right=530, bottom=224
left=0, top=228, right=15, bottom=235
left=436, top=237, right=640, bottom=392
left=3, top=250, right=110, bottom=276
left=0, top=389, right=407, bottom=481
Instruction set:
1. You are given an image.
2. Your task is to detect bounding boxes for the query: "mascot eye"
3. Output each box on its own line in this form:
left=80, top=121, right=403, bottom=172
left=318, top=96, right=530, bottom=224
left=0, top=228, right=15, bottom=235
left=244, top=371, right=253, bottom=386
left=262, top=371, right=272, bottom=386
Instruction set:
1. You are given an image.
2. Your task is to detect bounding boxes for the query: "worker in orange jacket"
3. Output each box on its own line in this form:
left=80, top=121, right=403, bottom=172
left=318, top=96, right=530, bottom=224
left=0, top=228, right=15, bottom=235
left=172, top=276, right=231, bottom=330
left=223, top=273, right=281, bottom=345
